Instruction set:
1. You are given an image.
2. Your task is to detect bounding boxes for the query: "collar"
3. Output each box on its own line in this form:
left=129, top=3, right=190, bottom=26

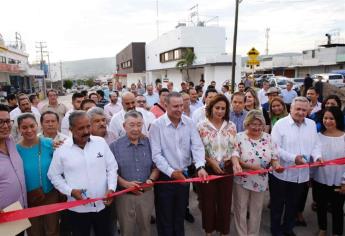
left=163, top=113, right=186, bottom=127
left=230, top=109, right=246, bottom=116
left=124, top=135, right=145, bottom=147
left=65, top=136, right=92, bottom=147
left=287, top=114, right=306, bottom=126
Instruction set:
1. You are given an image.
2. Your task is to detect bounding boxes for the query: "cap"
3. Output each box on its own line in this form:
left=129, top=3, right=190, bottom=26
left=265, top=87, right=280, bottom=95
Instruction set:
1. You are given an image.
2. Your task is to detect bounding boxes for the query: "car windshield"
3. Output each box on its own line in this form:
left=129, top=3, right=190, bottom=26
left=294, top=78, right=304, bottom=83
left=329, top=75, right=343, bottom=80
left=277, top=78, right=287, bottom=85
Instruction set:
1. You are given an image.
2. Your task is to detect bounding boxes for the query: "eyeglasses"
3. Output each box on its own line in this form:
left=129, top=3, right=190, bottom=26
left=0, top=119, right=13, bottom=127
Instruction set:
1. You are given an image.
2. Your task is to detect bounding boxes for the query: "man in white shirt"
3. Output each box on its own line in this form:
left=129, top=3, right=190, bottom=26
left=87, top=107, right=117, bottom=145
left=104, top=91, right=123, bottom=122
left=10, top=94, right=41, bottom=142
left=270, top=96, right=322, bottom=236
left=48, top=111, right=118, bottom=236
left=192, top=88, right=218, bottom=125
left=306, top=87, right=321, bottom=115
left=258, top=80, right=270, bottom=105
left=144, top=85, right=159, bottom=108
left=109, top=92, right=155, bottom=138
left=189, top=88, right=203, bottom=116
left=39, top=110, right=68, bottom=142
left=149, top=92, right=208, bottom=236
left=61, top=92, right=85, bottom=136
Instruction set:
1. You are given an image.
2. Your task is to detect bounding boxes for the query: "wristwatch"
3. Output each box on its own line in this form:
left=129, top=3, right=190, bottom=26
left=196, top=166, right=205, bottom=172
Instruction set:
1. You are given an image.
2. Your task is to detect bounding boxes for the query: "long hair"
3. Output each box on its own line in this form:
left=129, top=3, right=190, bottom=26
left=320, top=107, right=344, bottom=132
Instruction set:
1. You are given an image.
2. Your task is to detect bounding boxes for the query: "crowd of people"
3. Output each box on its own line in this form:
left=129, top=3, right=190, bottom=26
left=0, top=76, right=345, bottom=236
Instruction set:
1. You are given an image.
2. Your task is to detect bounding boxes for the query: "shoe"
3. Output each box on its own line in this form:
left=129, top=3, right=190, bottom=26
left=283, top=231, right=296, bottom=236
left=185, top=208, right=195, bottom=223
left=295, top=219, right=307, bottom=227
left=318, top=230, right=326, bottom=236
left=150, top=216, right=156, bottom=224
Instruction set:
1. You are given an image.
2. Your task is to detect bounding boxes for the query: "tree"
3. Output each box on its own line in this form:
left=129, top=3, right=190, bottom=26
left=85, top=77, right=95, bottom=87
left=176, top=48, right=196, bottom=82
left=63, top=79, right=73, bottom=89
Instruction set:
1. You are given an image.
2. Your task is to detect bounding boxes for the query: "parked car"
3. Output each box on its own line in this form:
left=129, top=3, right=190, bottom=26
left=292, top=77, right=304, bottom=95
left=268, top=76, right=290, bottom=90
left=312, top=73, right=345, bottom=88
left=255, top=74, right=275, bottom=88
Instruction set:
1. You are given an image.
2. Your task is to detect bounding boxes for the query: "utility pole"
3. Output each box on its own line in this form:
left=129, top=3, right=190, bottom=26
left=231, top=0, right=240, bottom=93
left=60, top=61, right=63, bottom=90
left=156, top=0, right=159, bottom=38
left=35, top=41, right=48, bottom=98
left=265, top=28, right=270, bottom=56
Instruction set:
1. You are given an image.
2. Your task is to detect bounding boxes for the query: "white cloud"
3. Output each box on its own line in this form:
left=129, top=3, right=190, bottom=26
left=0, top=0, right=344, bottom=62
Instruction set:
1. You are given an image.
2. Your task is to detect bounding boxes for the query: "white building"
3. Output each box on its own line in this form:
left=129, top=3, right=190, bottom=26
left=243, top=42, right=345, bottom=77
left=145, top=26, right=241, bottom=91
left=0, top=33, right=43, bottom=97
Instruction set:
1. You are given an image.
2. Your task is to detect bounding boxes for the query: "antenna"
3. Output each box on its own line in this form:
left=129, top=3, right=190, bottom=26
left=190, top=4, right=199, bottom=26
left=265, top=28, right=270, bottom=56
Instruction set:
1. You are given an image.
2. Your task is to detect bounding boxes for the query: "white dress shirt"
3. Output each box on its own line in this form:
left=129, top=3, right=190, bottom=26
left=48, top=136, right=118, bottom=213
left=148, top=113, right=206, bottom=177
left=108, top=107, right=155, bottom=138
left=310, top=102, right=322, bottom=115
left=190, top=100, right=203, bottom=115
left=313, top=133, right=345, bottom=186
left=258, top=88, right=269, bottom=105
left=61, top=109, right=73, bottom=136
left=191, top=105, right=206, bottom=126
left=271, top=115, right=322, bottom=183
left=104, top=102, right=123, bottom=121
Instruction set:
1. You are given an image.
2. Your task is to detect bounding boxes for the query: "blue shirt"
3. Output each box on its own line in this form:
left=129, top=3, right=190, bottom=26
left=109, top=136, right=153, bottom=189
left=148, top=113, right=206, bottom=177
left=281, top=89, right=297, bottom=104
left=229, top=110, right=248, bottom=133
left=144, top=93, right=159, bottom=107
left=190, top=100, right=203, bottom=115
left=17, top=137, right=54, bottom=193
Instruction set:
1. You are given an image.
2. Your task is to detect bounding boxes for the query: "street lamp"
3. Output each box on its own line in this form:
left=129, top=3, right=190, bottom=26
left=231, top=0, right=242, bottom=93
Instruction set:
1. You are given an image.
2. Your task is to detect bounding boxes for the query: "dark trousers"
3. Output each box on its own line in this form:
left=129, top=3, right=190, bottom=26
left=297, top=181, right=309, bottom=212
left=154, top=173, right=189, bottom=236
left=269, top=174, right=307, bottom=236
left=198, top=174, right=233, bottom=234
left=65, top=207, right=112, bottom=236
left=314, top=181, right=345, bottom=235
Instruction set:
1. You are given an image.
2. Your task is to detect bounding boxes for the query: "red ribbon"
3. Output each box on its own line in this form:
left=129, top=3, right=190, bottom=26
left=0, top=157, right=344, bottom=224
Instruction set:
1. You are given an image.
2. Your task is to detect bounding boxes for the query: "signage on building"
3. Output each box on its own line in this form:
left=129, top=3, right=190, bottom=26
left=0, top=64, right=20, bottom=73
left=246, top=47, right=260, bottom=66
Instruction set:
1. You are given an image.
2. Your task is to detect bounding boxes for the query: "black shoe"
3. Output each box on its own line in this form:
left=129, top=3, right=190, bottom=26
left=185, top=209, right=195, bottom=223
left=150, top=216, right=156, bottom=224
left=283, top=231, right=296, bottom=236
left=295, top=219, right=307, bottom=227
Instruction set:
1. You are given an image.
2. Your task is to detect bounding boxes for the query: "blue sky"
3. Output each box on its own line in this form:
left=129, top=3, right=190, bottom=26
left=1, top=0, right=344, bottom=62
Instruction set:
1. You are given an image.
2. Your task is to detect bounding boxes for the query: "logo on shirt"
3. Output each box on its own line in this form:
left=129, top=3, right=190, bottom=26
left=96, top=152, right=103, bottom=158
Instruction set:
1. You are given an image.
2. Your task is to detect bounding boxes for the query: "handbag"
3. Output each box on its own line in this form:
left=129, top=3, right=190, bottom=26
left=27, top=138, right=46, bottom=207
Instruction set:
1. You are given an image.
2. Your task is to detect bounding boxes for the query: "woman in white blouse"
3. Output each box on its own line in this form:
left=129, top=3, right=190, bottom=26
left=233, top=110, right=283, bottom=236
left=314, top=107, right=345, bottom=236
left=197, top=94, right=241, bottom=236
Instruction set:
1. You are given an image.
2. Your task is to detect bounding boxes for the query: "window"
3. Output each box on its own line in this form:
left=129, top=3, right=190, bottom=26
left=120, top=60, right=132, bottom=69
left=0, top=56, right=6, bottom=63
left=312, top=50, right=315, bottom=58
left=8, top=58, right=16, bottom=64
left=159, top=47, right=194, bottom=63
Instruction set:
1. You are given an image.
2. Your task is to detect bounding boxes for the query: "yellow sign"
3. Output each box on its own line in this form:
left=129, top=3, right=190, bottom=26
left=246, top=47, right=260, bottom=66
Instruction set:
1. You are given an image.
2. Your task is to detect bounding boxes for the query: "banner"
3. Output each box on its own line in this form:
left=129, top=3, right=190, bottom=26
left=0, top=157, right=344, bottom=224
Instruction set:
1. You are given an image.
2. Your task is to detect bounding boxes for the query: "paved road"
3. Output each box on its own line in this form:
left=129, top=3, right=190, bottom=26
left=53, top=94, right=343, bottom=236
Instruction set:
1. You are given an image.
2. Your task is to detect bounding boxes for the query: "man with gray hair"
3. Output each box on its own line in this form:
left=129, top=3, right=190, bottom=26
left=270, top=96, right=322, bottom=236
left=149, top=92, right=208, bottom=236
left=109, top=92, right=155, bottom=138
left=87, top=107, right=117, bottom=144
left=48, top=111, right=118, bottom=236
left=281, top=81, right=297, bottom=111
left=109, top=110, right=159, bottom=236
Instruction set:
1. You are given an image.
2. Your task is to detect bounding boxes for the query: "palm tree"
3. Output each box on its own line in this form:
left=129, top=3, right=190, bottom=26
left=176, top=48, right=196, bottom=82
